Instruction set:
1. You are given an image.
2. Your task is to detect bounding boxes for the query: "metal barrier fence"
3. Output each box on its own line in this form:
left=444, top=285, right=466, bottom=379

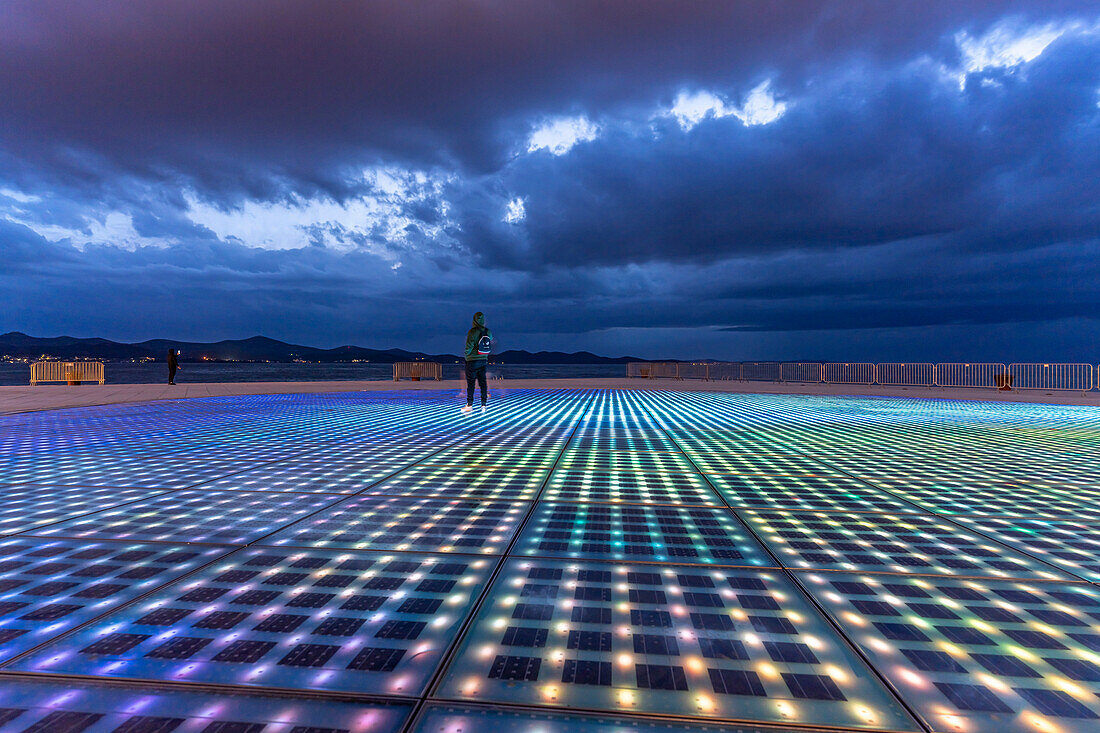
left=647, top=362, right=682, bottom=379
left=780, top=362, right=822, bottom=383
left=392, top=361, right=442, bottom=381
left=933, top=363, right=1006, bottom=389
left=823, top=362, right=876, bottom=385
left=1008, top=363, right=1093, bottom=392
left=626, top=361, right=1099, bottom=391
left=707, top=362, right=742, bottom=381
left=876, top=363, right=935, bottom=387
left=742, top=362, right=781, bottom=382
left=30, top=361, right=105, bottom=385
left=676, top=363, right=710, bottom=380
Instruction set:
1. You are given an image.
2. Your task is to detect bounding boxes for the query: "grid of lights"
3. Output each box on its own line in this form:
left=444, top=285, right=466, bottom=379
left=29, top=489, right=343, bottom=545
left=556, top=450, right=698, bottom=474
left=0, top=485, right=170, bottom=535
left=16, top=548, right=493, bottom=696
left=413, top=702, right=807, bottom=732
left=542, top=470, right=722, bottom=506
left=741, top=509, right=1072, bottom=580
left=954, top=516, right=1100, bottom=584
left=0, top=537, right=231, bottom=664
left=707, top=474, right=921, bottom=514
left=437, top=558, right=917, bottom=730
left=682, top=450, right=849, bottom=478
left=261, top=494, right=528, bottom=554
left=0, top=456, right=247, bottom=488
left=0, top=676, right=411, bottom=731
left=202, top=457, right=413, bottom=493
left=860, top=478, right=1100, bottom=522
left=803, top=572, right=1100, bottom=732
left=513, top=502, right=775, bottom=567
left=366, top=463, right=549, bottom=501
left=423, top=445, right=564, bottom=471
left=3, top=388, right=1100, bottom=731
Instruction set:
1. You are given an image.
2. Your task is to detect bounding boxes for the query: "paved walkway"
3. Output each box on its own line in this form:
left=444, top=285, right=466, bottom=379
left=2, top=388, right=1099, bottom=731
left=2, top=377, right=1099, bottom=414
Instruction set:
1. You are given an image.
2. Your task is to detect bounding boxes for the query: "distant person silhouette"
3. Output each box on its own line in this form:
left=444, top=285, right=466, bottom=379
left=462, top=312, right=492, bottom=413
left=167, top=349, right=181, bottom=385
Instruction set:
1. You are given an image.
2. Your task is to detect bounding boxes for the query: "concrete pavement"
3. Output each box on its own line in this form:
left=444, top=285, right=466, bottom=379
left=3, top=377, right=1099, bottom=415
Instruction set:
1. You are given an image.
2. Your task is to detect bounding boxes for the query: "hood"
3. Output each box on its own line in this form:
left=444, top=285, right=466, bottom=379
left=472, top=312, right=485, bottom=327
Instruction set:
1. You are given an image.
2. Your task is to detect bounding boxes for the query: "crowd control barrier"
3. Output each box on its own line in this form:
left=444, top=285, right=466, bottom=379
left=30, top=361, right=105, bottom=385
left=876, top=363, right=935, bottom=387
left=1008, top=363, right=1093, bottom=392
left=392, top=362, right=442, bottom=381
left=707, top=363, right=742, bottom=381
left=933, top=363, right=1007, bottom=389
left=780, top=362, right=822, bottom=383
left=823, top=362, right=876, bottom=385
left=627, top=361, right=1099, bottom=391
left=742, top=362, right=782, bottom=382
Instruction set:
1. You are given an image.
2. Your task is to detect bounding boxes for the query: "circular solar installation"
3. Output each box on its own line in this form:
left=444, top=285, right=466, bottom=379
left=5, top=387, right=1100, bottom=732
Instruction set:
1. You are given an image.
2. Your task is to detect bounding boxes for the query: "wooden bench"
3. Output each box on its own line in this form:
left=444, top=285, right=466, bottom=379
left=30, top=361, right=105, bottom=385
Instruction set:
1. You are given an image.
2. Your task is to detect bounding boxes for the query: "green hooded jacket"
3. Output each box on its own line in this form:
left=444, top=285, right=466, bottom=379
left=464, top=312, right=492, bottom=362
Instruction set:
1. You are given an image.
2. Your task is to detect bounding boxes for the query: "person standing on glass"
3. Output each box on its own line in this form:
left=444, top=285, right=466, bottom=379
left=462, top=312, right=492, bottom=413
left=167, top=348, right=181, bottom=385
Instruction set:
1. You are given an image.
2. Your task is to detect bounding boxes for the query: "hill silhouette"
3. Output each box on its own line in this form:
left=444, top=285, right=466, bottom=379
left=0, top=332, right=648, bottom=364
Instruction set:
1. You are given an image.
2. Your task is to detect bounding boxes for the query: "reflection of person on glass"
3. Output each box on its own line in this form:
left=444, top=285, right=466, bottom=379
left=462, top=312, right=492, bottom=413
left=167, top=349, right=181, bottom=385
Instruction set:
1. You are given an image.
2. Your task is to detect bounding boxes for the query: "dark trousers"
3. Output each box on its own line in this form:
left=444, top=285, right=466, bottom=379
left=465, top=361, right=487, bottom=405
left=168, top=366, right=177, bottom=384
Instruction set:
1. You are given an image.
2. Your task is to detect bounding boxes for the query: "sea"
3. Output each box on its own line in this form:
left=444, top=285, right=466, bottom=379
left=0, top=362, right=626, bottom=386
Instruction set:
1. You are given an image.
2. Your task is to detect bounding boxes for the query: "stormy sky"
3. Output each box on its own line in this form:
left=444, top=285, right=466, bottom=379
left=2, top=1, right=1098, bottom=360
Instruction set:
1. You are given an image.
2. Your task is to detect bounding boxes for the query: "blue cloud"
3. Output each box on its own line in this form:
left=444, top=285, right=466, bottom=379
left=1, top=1, right=1098, bottom=358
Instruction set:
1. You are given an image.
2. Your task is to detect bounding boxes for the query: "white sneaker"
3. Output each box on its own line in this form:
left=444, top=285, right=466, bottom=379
left=461, top=405, right=472, bottom=414
left=480, top=404, right=487, bottom=414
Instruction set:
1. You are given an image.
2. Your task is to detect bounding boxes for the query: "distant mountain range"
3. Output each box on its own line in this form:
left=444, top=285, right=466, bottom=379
left=0, top=332, right=647, bottom=364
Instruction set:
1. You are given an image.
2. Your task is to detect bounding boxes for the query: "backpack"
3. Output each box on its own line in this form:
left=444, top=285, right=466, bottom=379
left=476, top=329, right=492, bottom=355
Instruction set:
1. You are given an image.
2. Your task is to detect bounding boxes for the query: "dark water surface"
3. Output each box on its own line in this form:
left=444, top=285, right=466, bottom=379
left=0, top=362, right=626, bottom=386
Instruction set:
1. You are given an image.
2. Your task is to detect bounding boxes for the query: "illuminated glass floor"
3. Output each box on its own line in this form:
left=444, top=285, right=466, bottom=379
left=2, top=388, right=1100, bottom=733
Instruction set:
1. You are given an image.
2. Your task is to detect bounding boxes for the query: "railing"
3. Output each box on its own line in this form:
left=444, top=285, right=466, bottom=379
left=742, top=362, right=781, bottom=382
left=677, top=363, right=710, bottom=380
left=626, top=361, right=1099, bottom=391
left=646, top=362, right=682, bottom=379
left=823, top=362, right=876, bottom=385
left=1008, top=363, right=1093, bottom=392
left=30, top=361, right=105, bottom=385
left=780, top=362, right=822, bottom=383
left=876, top=363, right=935, bottom=387
left=933, top=363, right=1006, bottom=389
left=706, top=362, right=742, bottom=381
left=392, top=361, right=442, bottom=381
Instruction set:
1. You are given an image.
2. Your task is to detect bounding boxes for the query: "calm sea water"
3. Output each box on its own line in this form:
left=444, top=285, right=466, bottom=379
left=0, top=362, right=626, bottom=386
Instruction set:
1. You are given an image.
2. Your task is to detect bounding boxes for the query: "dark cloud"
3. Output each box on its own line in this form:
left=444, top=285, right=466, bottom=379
left=468, top=31, right=1100, bottom=269
left=2, top=1, right=1091, bottom=193
left=1, top=1, right=1098, bottom=358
